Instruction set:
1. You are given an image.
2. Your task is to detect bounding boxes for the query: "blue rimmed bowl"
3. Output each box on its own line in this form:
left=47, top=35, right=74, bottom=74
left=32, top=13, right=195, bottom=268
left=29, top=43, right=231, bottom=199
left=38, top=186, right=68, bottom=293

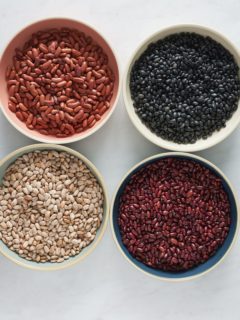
left=111, top=152, right=239, bottom=281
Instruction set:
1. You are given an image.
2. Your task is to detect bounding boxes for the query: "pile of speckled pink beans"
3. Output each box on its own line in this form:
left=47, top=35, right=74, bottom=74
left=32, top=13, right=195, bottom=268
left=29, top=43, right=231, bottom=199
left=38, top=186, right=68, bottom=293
left=0, top=18, right=239, bottom=280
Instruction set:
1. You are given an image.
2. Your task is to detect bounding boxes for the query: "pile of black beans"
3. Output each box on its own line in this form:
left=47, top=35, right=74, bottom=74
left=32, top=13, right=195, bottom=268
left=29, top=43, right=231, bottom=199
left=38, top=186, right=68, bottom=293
left=130, top=32, right=240, bottom=144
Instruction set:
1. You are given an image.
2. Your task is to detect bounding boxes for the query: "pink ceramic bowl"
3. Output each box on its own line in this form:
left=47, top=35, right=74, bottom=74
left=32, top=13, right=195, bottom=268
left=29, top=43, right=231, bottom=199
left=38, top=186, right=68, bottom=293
left=0, top=18, right=120, bottom=143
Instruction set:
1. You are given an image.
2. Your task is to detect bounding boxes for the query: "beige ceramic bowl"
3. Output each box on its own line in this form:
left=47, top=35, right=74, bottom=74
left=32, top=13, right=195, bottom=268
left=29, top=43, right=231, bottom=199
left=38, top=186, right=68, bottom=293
left=0, top=144, right=109, bottom=270
left=123, top=24, right=240, bottom=152
left=0, top=18, right=120, bottom=144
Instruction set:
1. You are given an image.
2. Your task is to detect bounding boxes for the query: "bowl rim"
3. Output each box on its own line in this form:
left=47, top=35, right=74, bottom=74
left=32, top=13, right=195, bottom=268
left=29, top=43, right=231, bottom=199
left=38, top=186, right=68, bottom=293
left=0, top=143, right=109, bottom=271
left=110, top=152, right=240, bottom=282
left=0, top=16, right=121, bottom=144
left=123, top=23, right=240, bottom=152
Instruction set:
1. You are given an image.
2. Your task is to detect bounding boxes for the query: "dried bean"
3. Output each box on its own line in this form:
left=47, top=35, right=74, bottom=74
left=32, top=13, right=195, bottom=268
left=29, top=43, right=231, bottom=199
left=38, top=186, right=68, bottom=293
left=0, top=151, right=104, bottom=263
left=6, top=28, right=115, bottom=137
left=118, top=158, right=231, bottom=272
left=130, top=33, right=240, bottom=144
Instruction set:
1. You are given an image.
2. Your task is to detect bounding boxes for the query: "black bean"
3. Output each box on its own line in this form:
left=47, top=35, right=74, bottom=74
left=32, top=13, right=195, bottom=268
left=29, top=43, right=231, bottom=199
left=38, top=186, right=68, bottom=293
left=130, top=32, right=240, bottom=144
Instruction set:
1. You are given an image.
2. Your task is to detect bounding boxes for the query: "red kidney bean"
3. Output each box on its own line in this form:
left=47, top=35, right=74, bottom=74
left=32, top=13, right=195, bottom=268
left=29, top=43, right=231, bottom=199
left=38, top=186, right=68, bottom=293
left=118, top=158, right=231, bottom=272
left=6, top=28, right=115, bottom=137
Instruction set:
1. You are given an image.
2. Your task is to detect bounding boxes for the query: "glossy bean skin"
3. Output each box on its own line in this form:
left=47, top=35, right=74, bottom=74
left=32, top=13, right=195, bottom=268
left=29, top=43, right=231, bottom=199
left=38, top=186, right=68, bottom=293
left=118, top=158, right=231, bottom=272
left=6, top=28, right=115, bottom=137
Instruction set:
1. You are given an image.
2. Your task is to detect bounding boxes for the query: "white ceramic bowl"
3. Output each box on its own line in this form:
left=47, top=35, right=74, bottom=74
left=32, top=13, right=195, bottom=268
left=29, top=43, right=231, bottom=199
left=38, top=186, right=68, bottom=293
left=0, top=144, right=109, bottom=270
left=0, top=18, right=120, bottom=144
left=123, top=24, right=240, bottom=152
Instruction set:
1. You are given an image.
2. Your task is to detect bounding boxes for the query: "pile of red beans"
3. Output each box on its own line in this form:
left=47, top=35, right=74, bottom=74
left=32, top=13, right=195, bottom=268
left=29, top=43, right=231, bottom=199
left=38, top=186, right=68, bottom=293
left=6, top=28, right=114, bottom=137
left=118, top=158, right=230, bottom=272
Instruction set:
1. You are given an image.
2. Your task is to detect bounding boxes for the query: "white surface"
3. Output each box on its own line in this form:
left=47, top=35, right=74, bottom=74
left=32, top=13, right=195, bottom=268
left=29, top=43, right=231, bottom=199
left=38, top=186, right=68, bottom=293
left=0, top=0, right=240, bottom=319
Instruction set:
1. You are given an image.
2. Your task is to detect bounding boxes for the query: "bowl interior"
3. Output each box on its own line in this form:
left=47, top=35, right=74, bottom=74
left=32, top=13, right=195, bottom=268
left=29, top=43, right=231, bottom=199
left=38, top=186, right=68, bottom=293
left=124, top=25, right=240, bottom=152
left=0, top=144, right=108, bottom=270
left=0, top=18, right=120, bottom=144
left=112, top=154, right=238, bottom=279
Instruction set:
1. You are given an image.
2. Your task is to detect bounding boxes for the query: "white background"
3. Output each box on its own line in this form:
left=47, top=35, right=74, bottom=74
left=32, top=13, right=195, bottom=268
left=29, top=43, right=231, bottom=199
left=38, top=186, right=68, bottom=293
left=0, top=0, right=240, bottom=319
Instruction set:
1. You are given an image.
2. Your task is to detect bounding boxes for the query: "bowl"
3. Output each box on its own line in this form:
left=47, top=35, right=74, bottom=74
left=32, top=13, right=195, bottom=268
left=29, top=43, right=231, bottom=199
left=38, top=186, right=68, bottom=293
left=111, top=152, right=239, bottom=281
left=123, top=24, right=240, bottom=152
left=0, top=144, right=109, bottom=270
left=0, top=17, right=120, bottom=144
